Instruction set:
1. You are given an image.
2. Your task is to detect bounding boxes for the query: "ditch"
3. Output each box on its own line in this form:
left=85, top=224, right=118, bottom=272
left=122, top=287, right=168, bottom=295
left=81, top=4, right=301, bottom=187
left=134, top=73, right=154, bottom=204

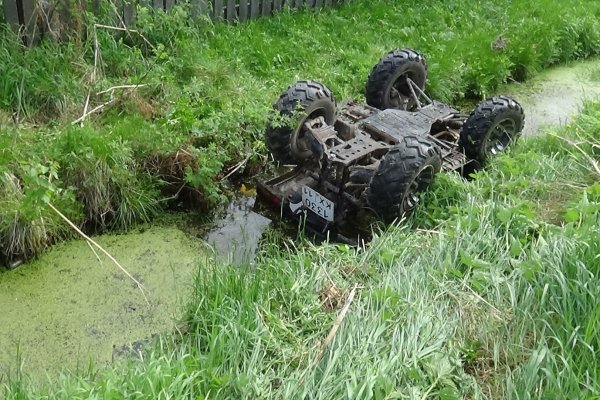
left=1, top=58, right=599, bottom=383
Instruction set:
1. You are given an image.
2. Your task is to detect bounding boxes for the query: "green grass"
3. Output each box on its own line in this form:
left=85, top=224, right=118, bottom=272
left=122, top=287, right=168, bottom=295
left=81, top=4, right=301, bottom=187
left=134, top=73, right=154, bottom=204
left=3, top=102, right=599, bottom=399
left=591, top=67, right=600, bottom=82
left=1, top=1, right=600, bottom=396
left=2, top=0, right=600, bottom=261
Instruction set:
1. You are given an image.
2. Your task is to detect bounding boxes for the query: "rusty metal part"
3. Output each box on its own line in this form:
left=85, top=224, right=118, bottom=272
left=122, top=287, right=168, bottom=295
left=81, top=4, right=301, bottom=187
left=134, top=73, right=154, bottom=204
left=328, top=131, right=389, bottom=166
left=304, top=117, right=343, bottom=146
left=407, top=77, right=433, bottom=108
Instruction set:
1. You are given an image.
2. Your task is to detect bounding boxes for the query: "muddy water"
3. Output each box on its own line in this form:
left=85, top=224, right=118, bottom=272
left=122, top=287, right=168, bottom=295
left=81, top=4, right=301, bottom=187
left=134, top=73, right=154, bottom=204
left=500, top=58, right=600, bottom=135
left=2, top=58, right=600, bottom=384
left=205, top=197, right=271, bottom=265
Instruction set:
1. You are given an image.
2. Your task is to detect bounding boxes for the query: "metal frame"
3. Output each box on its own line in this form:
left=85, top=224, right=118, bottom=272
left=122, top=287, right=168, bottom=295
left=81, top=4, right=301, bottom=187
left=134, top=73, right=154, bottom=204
left=258, top=83, right=474, bottom=231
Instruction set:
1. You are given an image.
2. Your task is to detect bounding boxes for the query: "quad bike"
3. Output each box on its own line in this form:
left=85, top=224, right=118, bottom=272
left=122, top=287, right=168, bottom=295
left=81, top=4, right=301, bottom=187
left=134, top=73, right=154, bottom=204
left=257, top=49, right=525, bottom=240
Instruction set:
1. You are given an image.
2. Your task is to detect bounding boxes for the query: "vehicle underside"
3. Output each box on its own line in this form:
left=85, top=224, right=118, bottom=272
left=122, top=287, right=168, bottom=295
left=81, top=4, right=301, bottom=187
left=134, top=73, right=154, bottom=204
left=257, top=49, right=525, bottom=241
left=258, top=94, right=466, bottom=238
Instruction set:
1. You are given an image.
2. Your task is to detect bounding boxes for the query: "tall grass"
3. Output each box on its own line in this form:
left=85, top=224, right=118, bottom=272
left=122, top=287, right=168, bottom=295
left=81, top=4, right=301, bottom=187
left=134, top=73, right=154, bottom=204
left=3, top=102, right=599, bottom=398
left=0, top=118, right=167, bottom=262
left=0, top=2, right=599, bottom=395
left=2, top=0, right=600, bottom=262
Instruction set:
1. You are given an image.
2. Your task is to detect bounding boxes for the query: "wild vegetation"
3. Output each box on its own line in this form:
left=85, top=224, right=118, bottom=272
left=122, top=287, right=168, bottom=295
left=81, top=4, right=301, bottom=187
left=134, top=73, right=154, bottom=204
left=2, top=0, right=600, bottom=262
left=1, top=0, right=600, bottom=397
left=3, top=99, right=599, bottom=398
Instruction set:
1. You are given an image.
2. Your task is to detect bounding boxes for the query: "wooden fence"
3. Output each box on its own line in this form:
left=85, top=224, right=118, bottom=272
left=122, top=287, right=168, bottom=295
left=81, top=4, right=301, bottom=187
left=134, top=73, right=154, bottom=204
left=2, top=0, right=344, bottom=44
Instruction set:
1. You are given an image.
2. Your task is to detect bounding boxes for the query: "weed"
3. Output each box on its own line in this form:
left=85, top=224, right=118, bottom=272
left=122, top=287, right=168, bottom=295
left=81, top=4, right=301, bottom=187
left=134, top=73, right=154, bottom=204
left=3, top=102, right=600, bottom=396
left=1, top=5, right=600, bottom=396
left=0, top=164, right=81, bottom=263
left=3, top=0, right=600, bottom=260
left=590, top=70, right=600, bottom=86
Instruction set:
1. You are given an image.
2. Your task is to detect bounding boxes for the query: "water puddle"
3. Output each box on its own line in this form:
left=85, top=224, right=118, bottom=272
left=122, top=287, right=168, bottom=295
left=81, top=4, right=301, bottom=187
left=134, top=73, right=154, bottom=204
left=500, top=58, right=600, bottom=135
left=205, top=196, right=271, bottom=265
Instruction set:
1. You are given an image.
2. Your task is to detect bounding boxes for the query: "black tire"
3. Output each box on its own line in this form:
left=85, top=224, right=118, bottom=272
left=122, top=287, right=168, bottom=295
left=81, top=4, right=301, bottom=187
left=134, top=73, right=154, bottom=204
left=367, top=135, right=441, bottom=223
left=365, top=48, right=427, bottom=110
left=265, top=80, right=336, bottom=164
left=459, top=96, right=525, bottom=164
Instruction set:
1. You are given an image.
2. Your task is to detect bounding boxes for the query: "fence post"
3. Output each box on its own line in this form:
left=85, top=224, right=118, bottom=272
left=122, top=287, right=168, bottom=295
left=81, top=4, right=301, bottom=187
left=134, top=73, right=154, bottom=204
left=123, top=0, right=136, bottom=26
left=3, top=0, right=21, bottom=35
left=151, top=0, right=162, bottom=10
left=213, top=0, right=223, bottom=19
left=4, top=0, right=40, bottom=45
left=261, top=0, right=271, bottom=16
left=238, top=0, right=248, bottom=21
left=226, top=0, right=236, bottom=21
left=272, top=0, right=282, bottom=12
left=190, top=0, right=209, bottom=17
left=249, top=0, right=258, bottom=18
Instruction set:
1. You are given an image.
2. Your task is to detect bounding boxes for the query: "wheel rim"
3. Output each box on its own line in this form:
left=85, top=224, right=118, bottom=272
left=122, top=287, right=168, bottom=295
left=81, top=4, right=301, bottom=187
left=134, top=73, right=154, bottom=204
left=485, top=118, right=517, bottom=156
left=387, top=66, right=425, bottom=111
left=290, top=108, right=327, bottom=158
left=388, top=75, right=415, bottom=110
left=402, top=164, right=435, bottom=213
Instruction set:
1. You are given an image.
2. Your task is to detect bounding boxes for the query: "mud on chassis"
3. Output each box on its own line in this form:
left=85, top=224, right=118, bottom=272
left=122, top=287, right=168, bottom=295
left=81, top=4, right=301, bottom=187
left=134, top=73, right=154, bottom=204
left=257, top=49, right=525, bottom=241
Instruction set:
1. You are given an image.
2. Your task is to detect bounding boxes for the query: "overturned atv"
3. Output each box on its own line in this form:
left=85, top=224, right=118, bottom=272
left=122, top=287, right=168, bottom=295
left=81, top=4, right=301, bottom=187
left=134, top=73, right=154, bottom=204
left=257, top=49, right=524, bottom=238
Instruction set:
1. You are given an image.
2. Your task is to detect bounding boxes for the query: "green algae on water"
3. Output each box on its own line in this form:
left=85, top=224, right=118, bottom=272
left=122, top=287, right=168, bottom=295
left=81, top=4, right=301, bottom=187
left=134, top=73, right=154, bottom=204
left=0, top=223, right=208, bottom=382
left=499, top=58, right=600, bottom=135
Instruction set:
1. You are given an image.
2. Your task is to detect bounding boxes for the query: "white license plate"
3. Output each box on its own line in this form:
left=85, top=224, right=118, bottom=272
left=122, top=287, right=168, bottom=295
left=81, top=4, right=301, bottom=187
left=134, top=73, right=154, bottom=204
left=302, top=186, right=334, bottom=222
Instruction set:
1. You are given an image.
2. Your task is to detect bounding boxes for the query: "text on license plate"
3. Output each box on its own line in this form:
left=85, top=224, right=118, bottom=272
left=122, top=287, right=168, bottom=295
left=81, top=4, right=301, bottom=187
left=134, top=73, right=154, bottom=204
left=301, top=186, right=334, bottom=222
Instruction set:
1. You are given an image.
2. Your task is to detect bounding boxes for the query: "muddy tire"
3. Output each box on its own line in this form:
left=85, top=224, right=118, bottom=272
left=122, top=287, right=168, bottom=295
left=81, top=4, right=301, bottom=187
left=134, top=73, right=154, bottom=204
left=365, top=48, right=427, bottom=110
left=265, top=80, right=337, bottom=164
left=367, top=135, right=441, bottom=223
left=459, top=96, right=525, bottom=164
